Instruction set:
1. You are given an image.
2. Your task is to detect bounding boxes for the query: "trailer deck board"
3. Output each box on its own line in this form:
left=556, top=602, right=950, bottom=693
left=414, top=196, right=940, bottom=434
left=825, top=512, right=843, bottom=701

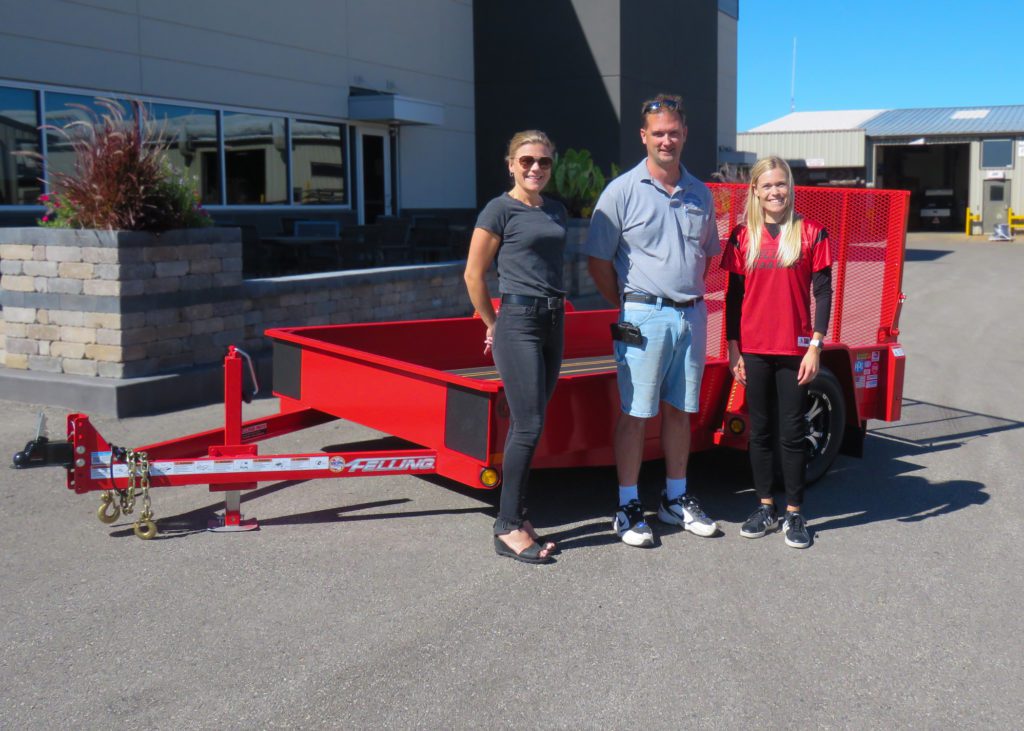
left=450, top=354, right=618, bottom=381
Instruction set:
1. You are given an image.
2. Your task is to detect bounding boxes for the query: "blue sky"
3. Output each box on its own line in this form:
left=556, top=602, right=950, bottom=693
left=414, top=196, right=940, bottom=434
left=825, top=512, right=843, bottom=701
left=736, top=0, right=1024, bottom=131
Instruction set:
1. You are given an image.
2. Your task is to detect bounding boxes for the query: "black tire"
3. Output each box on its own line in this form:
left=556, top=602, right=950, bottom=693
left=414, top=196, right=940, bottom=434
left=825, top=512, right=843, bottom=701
left=804, top=367, right=846, bottom=484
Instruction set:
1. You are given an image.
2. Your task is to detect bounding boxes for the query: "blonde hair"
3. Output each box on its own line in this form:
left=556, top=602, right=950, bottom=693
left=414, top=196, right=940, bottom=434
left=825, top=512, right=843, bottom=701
left=505, top=129, right=555, bottom=164
left=743, top=155, right=802, bottom=270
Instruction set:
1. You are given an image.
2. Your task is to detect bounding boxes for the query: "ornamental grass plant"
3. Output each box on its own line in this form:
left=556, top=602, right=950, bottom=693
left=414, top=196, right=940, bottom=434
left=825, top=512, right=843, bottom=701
left=32, top=98, right=211, bottom=231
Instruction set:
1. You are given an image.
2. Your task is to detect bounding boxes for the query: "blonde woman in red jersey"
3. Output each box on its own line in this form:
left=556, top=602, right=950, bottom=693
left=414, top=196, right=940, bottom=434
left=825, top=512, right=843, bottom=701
left=721, top=156, right=833, bottom=549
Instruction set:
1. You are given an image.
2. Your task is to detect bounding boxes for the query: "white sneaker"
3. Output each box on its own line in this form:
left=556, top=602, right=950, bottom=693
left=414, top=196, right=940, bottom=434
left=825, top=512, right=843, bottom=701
left=613, top=499, right=655, bottom=547
left=657, top=494, right=718, bottom=537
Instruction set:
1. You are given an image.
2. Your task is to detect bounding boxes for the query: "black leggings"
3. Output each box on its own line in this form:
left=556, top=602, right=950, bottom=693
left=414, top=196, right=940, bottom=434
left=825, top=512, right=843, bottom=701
left=490, top=303, right=564, bottom=534
left=744, top=353, right=808, bottom=509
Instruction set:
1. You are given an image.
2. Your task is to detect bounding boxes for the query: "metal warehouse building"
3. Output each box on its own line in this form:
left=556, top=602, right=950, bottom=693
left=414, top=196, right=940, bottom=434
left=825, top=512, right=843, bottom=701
left=738, top=105, right=1024, bottom=233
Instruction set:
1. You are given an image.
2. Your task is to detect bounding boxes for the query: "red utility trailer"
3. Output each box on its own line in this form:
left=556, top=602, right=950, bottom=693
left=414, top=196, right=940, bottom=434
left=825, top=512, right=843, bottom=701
left=16, top=184, right=909, bottom=539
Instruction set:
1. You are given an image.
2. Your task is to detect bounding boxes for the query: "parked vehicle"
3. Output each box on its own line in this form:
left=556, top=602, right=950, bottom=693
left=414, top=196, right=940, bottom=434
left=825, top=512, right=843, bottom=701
left=920, top=188, right=954, bottom=230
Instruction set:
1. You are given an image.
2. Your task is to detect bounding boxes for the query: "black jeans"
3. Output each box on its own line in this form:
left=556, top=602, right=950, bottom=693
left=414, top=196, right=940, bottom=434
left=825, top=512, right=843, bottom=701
left=744, top=353, right=808, bottom=509
left=490, top=302, right=564, bottom=534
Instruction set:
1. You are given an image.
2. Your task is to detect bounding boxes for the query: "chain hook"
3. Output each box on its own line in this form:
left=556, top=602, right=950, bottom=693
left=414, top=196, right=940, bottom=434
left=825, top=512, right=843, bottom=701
left=97, top=491, right=120, bottom=524
left=132, top=450, right=156, bottom=540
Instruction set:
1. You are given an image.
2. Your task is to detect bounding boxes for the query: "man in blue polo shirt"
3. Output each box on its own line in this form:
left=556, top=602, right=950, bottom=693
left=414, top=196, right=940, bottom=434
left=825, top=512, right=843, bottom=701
left=585, top=93, right=721, bottom=548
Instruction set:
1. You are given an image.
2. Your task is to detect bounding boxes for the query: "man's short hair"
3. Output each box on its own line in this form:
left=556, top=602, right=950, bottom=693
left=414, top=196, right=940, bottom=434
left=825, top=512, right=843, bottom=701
left=641, top=94, right=686, bottom=126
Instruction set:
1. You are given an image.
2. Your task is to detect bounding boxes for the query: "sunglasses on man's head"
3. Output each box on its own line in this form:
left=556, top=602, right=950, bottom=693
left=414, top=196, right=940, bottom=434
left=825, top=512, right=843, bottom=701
left=517, top=155, right=553, bottom=170
left=642, top=99, right=681, bottom=114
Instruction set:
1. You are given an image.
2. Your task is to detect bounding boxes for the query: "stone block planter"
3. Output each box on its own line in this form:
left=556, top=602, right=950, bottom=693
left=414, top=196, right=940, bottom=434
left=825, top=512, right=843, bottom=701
left=0, top=227, right=244, bottom=380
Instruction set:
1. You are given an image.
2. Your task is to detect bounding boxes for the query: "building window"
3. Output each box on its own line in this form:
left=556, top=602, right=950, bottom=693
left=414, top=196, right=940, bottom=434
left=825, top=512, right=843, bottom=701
left=223, top=112, right=288, bottom=204
left=43, top=92, right=129, bottom=181
left=292, top=120, right=347, bottom=205
left=0, top=86, right=42, bottom=205
left=981, top=139, right=1012, bottom=169
left=148, top=103, right=220, bottom=205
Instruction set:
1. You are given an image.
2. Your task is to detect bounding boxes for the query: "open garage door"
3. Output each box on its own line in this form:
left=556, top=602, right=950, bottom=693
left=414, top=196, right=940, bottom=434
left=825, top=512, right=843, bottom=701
left=875, top=143, right=969, bottom=232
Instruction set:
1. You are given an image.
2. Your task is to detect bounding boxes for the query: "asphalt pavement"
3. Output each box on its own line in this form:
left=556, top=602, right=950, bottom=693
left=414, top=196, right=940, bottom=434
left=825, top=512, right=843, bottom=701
left=1, top=232, right=1021, bottom=729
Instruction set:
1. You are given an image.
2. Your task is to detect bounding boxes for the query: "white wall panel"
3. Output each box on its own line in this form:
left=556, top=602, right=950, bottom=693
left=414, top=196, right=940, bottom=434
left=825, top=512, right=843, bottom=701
left=571, top=0, right=621, bottom=76
left=0, top=35, right=142, bottom=91
left=399, top=126, right=475, bottom=209
left=138, top=19, right=345, bottom=89
left=140, top=59, right=347, bottom=118
left=136, top=0, right=349, bottom=57
left=62, top=0, right=138, bottom=12
left=717, top=13, right=737, bottom=152
left=2, top=0, right=140, bottom=53
left=347, top=0, right=472, bottom=82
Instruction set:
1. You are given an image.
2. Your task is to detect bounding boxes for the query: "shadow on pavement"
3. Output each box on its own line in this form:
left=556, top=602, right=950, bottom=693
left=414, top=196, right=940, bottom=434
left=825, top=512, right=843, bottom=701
left=112, top=397, right=1016, bottom=545
left=524, top=395, right=1016, bottom=546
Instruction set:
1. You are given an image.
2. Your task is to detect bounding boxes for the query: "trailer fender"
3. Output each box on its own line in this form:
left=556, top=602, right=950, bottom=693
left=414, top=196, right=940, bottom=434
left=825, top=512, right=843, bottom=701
left=819, top=349, right=865, bottom=458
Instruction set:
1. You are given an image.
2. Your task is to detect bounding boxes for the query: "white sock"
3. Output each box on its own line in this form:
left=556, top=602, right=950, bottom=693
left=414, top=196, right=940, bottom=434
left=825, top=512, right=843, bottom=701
left=665, top=477, right=687, bottom=501
left=618, top=485, right=639, bottom=506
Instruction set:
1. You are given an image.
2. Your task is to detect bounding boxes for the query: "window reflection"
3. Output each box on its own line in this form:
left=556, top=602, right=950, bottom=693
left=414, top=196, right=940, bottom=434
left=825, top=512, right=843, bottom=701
left=223, top=112, right=288, bottom=205
left=292, top=120, right=347, bottom=205
left=147, top=103, right=220, bottom=205
left=43, top=93, right=124, bottom=180
left=2, top=88, right=354, bottom=213
left=0, top=86, right=41, bottom=205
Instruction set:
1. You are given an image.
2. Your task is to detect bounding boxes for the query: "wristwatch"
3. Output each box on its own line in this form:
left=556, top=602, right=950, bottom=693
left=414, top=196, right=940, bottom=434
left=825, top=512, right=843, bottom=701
left=809, top=338, right=823, bottom=350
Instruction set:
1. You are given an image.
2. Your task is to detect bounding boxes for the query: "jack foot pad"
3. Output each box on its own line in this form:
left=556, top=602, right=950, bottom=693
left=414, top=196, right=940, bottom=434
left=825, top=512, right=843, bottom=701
left=208, top=515, right=259, bottom=532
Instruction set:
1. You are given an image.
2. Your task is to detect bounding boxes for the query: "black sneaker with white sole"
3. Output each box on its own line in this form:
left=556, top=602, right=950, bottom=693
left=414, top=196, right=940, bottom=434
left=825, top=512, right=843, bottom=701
left=782, top=511, right=811, bottom=549
left=657, top=494, right=718, bottom=537
left=613, top=499, right=655, bottom=547
left=740, top=503, right=778, bottom=539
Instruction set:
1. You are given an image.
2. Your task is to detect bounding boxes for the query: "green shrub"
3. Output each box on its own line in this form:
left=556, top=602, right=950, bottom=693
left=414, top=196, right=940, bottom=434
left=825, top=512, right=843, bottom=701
left=545, top=148, right=619, bottom=218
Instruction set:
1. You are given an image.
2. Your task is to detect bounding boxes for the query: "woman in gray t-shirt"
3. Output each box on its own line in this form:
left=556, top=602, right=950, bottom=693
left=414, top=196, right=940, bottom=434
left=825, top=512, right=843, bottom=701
left=464, top=130, right=567, bottom=565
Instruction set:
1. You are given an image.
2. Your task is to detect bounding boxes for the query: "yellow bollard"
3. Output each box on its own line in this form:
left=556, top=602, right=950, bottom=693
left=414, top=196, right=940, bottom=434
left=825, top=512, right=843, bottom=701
left=965, top=208, right=982, bottom=236
left=1009, top=207, right=1024, bottom=234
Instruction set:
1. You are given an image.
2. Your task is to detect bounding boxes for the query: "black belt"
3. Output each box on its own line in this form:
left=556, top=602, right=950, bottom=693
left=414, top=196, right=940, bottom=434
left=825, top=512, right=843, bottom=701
left=501, top=293, right=565, bottom=309
left=623, top=293, right=703, bottom=309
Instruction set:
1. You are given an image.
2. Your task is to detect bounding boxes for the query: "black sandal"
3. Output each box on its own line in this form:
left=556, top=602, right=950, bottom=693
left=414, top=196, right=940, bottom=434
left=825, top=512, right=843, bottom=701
left=531, top=536, right=558, bottom=554
left=493, top=536, right=554, bottom=564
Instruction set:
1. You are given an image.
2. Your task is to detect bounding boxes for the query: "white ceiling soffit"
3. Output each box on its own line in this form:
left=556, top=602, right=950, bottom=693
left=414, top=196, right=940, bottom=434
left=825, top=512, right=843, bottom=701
left=348, top=93, right=444, bottom=126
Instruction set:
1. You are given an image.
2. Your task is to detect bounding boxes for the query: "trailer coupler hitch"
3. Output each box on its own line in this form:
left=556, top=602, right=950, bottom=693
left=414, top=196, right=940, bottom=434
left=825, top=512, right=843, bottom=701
left=12, top=436, right=74, bottom=469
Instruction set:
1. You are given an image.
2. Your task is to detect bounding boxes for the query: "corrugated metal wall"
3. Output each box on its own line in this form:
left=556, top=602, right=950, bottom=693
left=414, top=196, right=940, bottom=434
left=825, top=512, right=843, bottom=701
left=737, top=130, right=867, bottom=167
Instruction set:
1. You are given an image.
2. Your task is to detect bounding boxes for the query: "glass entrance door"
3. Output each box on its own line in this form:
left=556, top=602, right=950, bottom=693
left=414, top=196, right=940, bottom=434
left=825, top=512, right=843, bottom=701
left=357, top=128, right=391, bottom=224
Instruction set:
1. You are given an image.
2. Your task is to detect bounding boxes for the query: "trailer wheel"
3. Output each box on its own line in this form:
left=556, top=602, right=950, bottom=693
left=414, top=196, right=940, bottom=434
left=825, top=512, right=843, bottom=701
left=805, top=368, right=845, bottom=484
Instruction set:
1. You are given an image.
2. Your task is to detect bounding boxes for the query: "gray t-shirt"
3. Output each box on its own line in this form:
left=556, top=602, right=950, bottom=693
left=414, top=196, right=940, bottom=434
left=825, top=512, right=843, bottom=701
left=475, top=193, right=568, bottom=297
left=584, top=159, right=721, bottom=301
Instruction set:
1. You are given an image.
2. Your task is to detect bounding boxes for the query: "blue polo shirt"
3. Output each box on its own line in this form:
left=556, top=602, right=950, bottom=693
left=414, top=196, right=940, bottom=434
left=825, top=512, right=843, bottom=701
left=584, top=159, right=721, bottom=302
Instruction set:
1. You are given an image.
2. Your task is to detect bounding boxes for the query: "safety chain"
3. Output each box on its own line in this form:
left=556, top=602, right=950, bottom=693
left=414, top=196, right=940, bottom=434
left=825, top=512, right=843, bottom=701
left=135, top=452, right=156, bottom=537
left=121, top=449, right=139, bottom=515
left=95, top=447, right=157, bottom=539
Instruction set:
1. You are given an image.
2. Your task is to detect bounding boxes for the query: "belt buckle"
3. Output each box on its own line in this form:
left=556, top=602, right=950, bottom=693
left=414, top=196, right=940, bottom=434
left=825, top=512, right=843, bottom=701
left=546, top=296, right=562, bottom=310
